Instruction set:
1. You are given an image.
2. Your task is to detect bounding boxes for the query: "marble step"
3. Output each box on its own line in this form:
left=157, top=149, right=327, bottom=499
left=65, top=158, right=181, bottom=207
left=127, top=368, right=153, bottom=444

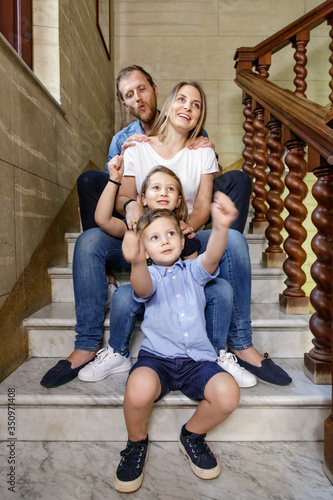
left=0, top=357, right=330, bottom=442
left=48, top=263, right=285, bottom=304
left=25, top=303, right=312, bottom=359
left=5, top=441, right=332, bottom=499
left=65, top=232, right=268, bottom=266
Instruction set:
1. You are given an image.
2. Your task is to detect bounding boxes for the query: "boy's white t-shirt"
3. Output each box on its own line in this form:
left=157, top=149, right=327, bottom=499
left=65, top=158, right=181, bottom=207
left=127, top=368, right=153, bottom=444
left=123, top=142, right=218, bottom=214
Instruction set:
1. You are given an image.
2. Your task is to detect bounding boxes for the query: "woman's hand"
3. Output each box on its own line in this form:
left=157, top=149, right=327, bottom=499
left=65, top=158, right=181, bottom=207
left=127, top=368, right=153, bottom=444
left=179, top=220, right=196, bottom=238
left=187, top=136, right=215, bottom=151
left=125, top=201, right=142, bottom=230
left=107, top=155, right=124, bottom=183
left=120, top=134, right=150, bottom=156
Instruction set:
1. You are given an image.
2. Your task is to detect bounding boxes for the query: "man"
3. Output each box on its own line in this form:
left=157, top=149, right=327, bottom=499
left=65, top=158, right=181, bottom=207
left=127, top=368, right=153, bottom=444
left=40, top=65, right=252, bottom=388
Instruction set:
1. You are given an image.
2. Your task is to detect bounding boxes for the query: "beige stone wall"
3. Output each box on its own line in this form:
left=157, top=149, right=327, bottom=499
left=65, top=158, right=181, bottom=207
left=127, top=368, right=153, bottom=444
left=0, top=0, right=115, bottom=309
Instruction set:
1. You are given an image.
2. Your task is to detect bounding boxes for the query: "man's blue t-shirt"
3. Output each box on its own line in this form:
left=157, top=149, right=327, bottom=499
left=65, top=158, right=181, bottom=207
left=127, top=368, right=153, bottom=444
left=106, top=119, right=208, bottom=174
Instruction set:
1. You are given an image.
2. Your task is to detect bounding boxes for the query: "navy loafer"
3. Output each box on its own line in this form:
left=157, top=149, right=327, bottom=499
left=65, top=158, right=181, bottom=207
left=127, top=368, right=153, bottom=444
left=40, top=359, right=92, bottom=388
left=236, top=356, right=292, bottom=386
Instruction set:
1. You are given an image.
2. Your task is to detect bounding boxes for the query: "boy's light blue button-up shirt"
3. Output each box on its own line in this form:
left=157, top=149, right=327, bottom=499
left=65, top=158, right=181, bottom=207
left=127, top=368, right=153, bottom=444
left=133, top=256, right=218, bottom=362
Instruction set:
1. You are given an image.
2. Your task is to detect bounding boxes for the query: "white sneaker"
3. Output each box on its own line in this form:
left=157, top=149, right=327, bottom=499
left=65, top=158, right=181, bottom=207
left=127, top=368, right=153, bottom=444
left=78, top=346, right=131, bottom=382
left=105, top=282, right=119, bottom=311
left=217, top=350, right=257, bottom=388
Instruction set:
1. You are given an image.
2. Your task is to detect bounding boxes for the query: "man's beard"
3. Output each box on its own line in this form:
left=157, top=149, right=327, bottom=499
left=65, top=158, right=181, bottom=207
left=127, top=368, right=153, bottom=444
left=133, top=101, right=157, bottom=124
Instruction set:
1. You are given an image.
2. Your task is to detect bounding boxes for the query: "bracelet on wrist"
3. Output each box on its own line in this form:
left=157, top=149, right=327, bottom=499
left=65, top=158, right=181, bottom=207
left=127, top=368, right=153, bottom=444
left=108, top=178, right=121, bottom=186
left=123, top=199, right=136, bottom=214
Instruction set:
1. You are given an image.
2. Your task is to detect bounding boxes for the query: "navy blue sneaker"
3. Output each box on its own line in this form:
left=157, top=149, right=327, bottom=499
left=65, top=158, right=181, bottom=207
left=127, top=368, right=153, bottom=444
left=236, top=355, right=292, bottom=386
left=114, top=437, right=148, bottom=493
left=178, top=426, right=220, bottom=479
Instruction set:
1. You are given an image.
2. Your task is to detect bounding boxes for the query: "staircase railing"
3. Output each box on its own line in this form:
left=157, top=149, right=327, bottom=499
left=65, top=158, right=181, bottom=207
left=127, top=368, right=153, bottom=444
left=234, top=0, right=333, bottom=482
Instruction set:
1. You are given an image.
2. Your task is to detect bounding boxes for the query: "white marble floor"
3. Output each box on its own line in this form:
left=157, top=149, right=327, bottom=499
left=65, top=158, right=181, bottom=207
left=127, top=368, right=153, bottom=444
left=0, top=440, right=332, bottom=500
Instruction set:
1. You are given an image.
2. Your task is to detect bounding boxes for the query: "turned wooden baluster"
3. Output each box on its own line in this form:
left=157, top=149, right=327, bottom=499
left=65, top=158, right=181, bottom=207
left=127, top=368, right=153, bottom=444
left=262, top=118, right=286, bottom=267
left=328, top=14, right=333, bottom=109
left=279, top=132, right=309, bottom=314
left=323, top=20, right=333, bottom=474
left=249, top=104, right=268, bottom=234
left=241, top=93, right=255, bottom=180
left=292, top=30, right=310, bottom=98
left=304, top=160, right=333, bottom=385
left=256, top=53, right=271, bottom=79
left=326, top=14, right=333, bottom=129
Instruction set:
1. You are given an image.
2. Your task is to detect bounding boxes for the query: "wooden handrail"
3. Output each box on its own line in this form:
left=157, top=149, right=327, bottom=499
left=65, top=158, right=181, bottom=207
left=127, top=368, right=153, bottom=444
left=234, top=0, right=333, bottom=67
left=235, top=71, right=333, bottom=164
left=234, top=0, right=333, bottom=483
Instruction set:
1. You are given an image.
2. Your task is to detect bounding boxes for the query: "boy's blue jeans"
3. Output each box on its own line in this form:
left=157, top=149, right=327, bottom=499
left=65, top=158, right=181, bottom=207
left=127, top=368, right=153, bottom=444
left=73, top=227, right=253, bottom=354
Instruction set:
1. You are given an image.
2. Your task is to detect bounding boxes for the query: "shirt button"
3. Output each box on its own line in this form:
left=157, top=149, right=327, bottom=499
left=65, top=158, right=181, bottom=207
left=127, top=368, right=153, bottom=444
left=184, top=333, right=188, bottom=337
left=180, top=313, right=185, bottom=317
left=168, top=269, right=172, bottom=273
left=172, top=276, right=176, bottom=280
left=176, top=294, right=180, bottom=298
left=187, top=349, right=191, bottom=353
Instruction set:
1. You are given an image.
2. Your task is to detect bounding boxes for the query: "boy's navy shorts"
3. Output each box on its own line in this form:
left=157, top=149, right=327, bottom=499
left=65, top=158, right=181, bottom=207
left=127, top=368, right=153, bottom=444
left=129, top=349, right=226, bottom=402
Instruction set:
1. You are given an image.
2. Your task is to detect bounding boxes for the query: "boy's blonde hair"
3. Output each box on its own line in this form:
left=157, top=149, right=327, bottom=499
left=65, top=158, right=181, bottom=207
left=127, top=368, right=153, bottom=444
left=149, top=81, right=207, bottom=143
left=140, top=166, right=188, bottom=222
left=137, top=209, right=183, bottom=239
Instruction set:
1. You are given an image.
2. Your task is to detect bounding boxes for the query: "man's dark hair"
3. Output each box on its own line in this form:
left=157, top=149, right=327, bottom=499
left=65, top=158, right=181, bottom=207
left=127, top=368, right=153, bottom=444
left=116, top=65, right=155, bottom=101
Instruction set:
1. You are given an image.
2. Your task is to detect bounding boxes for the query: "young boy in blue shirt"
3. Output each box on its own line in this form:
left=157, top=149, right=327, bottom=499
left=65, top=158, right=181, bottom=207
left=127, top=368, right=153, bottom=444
left=115, top=192, right=240, bottom=493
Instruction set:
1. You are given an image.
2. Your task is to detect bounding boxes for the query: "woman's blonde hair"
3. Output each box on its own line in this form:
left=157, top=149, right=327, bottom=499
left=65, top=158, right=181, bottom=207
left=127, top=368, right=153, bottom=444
left=139, top=166, right=188, bottom=222
left=149, top=81, right=207, bottom=143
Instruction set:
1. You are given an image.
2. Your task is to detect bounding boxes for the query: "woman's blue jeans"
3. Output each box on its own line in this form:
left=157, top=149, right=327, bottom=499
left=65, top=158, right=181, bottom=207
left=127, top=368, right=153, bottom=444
left=73, top=227, right=253, bottom=353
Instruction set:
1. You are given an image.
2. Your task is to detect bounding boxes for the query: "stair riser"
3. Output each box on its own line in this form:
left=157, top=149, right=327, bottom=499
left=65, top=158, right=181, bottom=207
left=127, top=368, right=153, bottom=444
left=50, top=275, right=286, bottom=304
left=66, top=239, right=76, bottom=264
left=0, top=406, right=329, bottom=442
left=66, top=233, right=264, bottom=265
left=28, top=326, right=313, bottom=358
left=248, top=240, right=266, bottom=265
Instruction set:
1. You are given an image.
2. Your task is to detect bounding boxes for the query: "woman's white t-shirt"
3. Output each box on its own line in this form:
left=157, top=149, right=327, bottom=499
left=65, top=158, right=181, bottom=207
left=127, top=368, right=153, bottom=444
left=123, top=142, right=218, bottom=215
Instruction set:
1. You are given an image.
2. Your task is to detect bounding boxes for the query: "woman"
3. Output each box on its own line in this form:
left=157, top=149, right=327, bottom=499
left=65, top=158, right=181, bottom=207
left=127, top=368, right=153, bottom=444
left=41, top=82, right=291, bottom=388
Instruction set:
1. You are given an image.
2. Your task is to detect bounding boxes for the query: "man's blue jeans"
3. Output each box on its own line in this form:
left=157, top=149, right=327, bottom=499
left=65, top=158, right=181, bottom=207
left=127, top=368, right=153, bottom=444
left=73, top=227, right=253, bottom=353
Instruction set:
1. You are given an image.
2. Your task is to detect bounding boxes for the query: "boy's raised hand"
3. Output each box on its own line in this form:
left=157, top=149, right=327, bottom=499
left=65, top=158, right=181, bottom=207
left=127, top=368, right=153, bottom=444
left=122, top=230, right=146, bottom=264
left=107, top=155, right=124, bottom=183
left=211, top=191, right=238, bottom=229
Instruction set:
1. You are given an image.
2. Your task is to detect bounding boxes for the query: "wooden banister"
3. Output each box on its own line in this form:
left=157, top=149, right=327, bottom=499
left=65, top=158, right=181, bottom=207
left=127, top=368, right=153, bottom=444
left=234, top=0, right=333, bottom=482
left=235, top=72, right=333, bottom=163
left=235, top=0, right=333, bottom=67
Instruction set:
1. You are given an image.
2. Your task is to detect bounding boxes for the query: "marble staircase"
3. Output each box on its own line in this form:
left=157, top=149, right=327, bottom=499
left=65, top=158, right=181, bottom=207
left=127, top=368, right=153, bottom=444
left=0, top=231, right=331, bottom=443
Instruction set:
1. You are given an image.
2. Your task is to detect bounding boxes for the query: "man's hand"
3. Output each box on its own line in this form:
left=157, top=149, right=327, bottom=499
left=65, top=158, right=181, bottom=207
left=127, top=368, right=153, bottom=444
left=187, top=136, right=215, bottom=150
left=120, top=134, right=150, bottom=155
left=122, top=230, right=146, bottom=264
left=211, top=192, right=238, bottom=229
left=107, top=155, right=124, bottom=183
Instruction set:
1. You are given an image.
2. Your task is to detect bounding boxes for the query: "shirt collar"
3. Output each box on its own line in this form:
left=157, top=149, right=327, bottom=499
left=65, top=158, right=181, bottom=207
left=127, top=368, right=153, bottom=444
left=153, top=258, right=185, bottom=276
